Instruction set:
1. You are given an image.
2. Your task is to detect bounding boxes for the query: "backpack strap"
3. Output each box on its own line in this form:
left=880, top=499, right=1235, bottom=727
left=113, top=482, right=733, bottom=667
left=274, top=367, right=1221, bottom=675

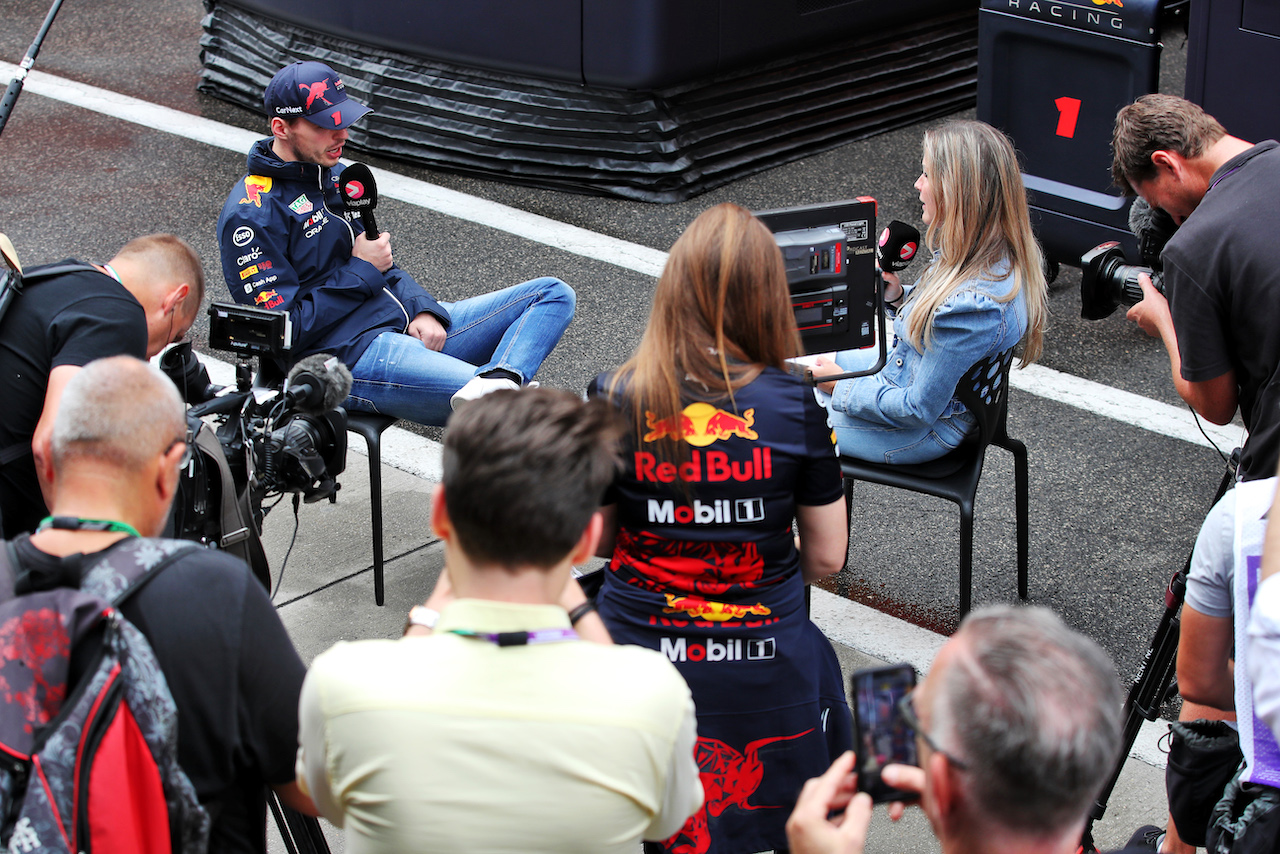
left=78, top=538, right=203, bottom=608
left=18, top=262, right=100, bottom=283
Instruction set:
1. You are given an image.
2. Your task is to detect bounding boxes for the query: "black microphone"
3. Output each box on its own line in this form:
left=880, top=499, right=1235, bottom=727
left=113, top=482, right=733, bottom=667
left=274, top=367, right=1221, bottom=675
left=1127, top=197, right=1178, bottom=269
left=285, top=354, right=353, bottom=413
left=339, top=162, right=379, bottom=238
left=876, top=220, right=921, bottom=273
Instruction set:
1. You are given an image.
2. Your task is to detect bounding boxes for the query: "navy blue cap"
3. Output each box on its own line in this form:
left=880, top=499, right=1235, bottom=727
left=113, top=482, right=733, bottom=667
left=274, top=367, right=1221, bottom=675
left=263, top=61, right=372, bottom=130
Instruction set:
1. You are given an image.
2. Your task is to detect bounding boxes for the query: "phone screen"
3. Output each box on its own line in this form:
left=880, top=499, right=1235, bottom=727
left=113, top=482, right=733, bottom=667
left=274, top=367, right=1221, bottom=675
left=850, top=664, right=919, bottom=803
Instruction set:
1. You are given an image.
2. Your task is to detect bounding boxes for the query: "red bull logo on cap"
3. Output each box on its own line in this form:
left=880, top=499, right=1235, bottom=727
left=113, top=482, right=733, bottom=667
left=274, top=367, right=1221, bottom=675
left=299, top=79, right=333, bottom=110
left=239, top=175, right=272, bottom=208
left=643, top=403, right=758, bottom=447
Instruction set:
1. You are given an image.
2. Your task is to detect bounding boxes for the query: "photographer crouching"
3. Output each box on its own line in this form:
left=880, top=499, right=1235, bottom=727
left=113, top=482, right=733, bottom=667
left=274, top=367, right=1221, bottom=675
left=1111, top=95, right=1280, bottom=854
left=1112, top=93, right=1280, bottom=482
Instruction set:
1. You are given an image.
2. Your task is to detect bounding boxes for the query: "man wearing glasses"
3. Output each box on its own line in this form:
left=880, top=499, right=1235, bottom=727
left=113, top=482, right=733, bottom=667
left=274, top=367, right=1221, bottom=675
left=0, top=234, right=203, bottom=538
left=13, top=356, right=315, bottom=853
left=787, top=606, right=1124, bottom=854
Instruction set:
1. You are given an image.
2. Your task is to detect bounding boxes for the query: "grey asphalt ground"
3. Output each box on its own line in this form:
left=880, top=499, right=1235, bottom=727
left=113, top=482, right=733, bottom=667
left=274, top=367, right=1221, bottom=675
left=0, top=0, right=1200, bottom=849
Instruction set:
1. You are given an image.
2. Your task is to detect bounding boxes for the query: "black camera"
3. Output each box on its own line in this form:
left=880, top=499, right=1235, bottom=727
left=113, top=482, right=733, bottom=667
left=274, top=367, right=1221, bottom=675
left=1079, top=199, right=1178, bottom=320
left=160, top=303, right=350, bottom=575
left=1079, top=241, right=1165, bottom=320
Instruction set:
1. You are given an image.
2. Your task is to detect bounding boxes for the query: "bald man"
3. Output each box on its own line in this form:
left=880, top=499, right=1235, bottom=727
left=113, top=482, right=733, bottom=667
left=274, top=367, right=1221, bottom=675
left=0, top=234, right=205, bottom=537
left=16, top=355, right=313, bottom=854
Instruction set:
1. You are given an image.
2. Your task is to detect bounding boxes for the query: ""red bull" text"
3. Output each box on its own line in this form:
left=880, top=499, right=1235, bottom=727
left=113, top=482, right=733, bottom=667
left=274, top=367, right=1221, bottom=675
left=634, top=447, right=772, bottom=484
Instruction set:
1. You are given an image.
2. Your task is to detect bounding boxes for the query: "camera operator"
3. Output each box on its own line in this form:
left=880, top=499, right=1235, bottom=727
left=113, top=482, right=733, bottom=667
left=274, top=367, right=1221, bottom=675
left=1112, top=94, right=1280, bottom=482
left=0, top=233, right=203, bottom=538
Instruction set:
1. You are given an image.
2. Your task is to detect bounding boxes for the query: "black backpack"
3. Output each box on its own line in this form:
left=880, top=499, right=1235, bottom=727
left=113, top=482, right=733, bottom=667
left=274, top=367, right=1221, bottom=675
left=0, top=536, right=210, bottom=854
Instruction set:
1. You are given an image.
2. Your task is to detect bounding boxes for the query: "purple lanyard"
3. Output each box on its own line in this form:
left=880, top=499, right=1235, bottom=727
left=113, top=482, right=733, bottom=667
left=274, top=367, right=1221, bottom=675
left=447, top=628, right=578, bottom=647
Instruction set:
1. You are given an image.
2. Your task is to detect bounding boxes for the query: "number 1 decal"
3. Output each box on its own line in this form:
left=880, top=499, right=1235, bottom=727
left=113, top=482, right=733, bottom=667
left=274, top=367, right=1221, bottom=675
left=1054, top=97, right=1081, bottom=138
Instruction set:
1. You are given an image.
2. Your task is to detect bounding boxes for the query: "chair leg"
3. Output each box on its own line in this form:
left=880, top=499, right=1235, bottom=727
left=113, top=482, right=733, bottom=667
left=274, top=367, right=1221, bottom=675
left=958, top=502, right=974, bottom=618
left=1008, top=439, right=1030, bottom=601
left=365, top=432, right=386, bottom=607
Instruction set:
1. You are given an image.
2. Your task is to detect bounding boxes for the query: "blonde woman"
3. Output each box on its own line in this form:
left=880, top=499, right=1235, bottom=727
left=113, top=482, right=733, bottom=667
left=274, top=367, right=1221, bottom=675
left=811, top=120, right=1048, bottom=463
left=591, top=203, right=851, bottom=854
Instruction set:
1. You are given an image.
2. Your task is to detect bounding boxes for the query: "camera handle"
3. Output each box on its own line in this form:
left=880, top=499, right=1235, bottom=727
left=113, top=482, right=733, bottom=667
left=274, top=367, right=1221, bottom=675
left=798, top=273, right=890, bottom=385
left=1079, top=449, right=1240, bottom=853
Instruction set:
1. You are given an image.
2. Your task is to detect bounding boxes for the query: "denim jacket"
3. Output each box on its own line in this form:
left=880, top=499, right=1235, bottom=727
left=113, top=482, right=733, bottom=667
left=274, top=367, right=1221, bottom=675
left=828, top=258, right=1028, bottom=431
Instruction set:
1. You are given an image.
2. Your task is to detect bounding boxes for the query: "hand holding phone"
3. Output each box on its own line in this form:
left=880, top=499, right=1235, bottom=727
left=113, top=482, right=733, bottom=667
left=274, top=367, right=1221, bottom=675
left=850, top=664, right=920, bottom=803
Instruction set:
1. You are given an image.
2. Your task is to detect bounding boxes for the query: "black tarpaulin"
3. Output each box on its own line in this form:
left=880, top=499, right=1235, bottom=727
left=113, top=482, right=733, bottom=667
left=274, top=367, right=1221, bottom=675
left=199, top=2, right=977, bottom=202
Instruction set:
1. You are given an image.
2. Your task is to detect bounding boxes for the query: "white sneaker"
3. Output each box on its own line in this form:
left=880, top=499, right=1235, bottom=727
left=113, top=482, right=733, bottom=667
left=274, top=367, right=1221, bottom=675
left=450, top=375, right=521, bottom=410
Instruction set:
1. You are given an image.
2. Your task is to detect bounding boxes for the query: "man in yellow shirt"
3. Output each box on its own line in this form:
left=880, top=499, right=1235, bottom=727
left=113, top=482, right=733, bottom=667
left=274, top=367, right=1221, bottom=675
left=297, top=388, right=703, bottom=853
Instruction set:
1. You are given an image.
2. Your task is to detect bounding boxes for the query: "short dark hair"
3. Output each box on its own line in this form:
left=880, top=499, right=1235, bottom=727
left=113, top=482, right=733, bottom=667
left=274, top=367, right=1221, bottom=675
left=1112, top=94, right=1226, bottom=195
left=935, top=606, right=1123, bottom=835
left=442, top=388, right=623, bottom=569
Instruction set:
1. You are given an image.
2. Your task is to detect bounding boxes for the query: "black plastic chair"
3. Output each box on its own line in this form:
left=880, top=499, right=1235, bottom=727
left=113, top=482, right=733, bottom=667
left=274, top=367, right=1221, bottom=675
left=839, top=348, right=1029, bottom=617
left=346, top=412, right=398, bottom=606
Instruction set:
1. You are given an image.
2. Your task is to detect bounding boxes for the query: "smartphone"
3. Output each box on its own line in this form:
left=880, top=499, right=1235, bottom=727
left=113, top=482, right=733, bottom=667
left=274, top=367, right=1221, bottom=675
left=850, top=663, right=919, bottom=803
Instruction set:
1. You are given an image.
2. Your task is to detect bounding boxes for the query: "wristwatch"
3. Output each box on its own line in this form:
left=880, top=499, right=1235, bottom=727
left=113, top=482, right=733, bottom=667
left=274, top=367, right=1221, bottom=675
left=403, top=605, right=440, bottom=635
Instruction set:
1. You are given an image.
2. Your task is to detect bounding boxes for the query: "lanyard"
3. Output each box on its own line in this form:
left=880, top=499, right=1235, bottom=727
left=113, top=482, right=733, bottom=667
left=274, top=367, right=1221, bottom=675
left=447, top=628, right=578, bottom=647
left=37, top=515, right=141, bottom=538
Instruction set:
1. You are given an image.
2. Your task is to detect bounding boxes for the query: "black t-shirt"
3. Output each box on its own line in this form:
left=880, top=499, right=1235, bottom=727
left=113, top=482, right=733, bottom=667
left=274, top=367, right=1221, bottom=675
left=0, top=264, right=147, bottom=534
left=13, top=537, right=306, bottom=854
left=1164, top=141, right=1280, bottom=480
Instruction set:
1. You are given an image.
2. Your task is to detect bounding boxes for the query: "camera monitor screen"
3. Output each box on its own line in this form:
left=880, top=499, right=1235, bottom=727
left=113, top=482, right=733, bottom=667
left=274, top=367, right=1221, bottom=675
left=754, top=198, right=878, bottom=354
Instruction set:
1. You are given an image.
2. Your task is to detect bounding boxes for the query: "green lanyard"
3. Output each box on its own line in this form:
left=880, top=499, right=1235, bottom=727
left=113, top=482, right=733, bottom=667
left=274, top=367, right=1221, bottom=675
left=37, top=516, right=142, bottom=538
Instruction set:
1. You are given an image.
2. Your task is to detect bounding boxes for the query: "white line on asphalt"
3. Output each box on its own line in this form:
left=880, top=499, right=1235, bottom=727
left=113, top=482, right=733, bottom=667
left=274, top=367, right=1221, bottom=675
left=14, top=60, right=1246, bottom=455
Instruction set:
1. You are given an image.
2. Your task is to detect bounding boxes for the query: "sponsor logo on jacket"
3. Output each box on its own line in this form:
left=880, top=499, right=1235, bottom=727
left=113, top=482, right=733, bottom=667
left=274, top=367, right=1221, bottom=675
left=239, top=175, right=272, bottom=207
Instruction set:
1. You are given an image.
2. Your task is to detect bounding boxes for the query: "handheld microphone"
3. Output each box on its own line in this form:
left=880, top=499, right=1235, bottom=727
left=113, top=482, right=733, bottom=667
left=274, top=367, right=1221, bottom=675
left=339, top=162, right=379, bottom=238
left=876, top=220, right=921, bottom=273
left=285, top=353, right=353, bottom=413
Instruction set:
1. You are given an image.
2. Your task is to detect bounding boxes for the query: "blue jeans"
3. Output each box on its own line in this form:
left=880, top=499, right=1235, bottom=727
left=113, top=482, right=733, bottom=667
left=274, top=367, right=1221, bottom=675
left=822, top=346, right=975, bottom=464
left=347, top=277, right=574, bottom=426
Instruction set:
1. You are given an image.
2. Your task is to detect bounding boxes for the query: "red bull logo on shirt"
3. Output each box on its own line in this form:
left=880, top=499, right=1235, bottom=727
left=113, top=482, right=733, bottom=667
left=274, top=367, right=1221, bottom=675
left=662, top=594, right=771, bottom=622
left=666, top=731, right=814, bottom=854
left=644, top=403, right=758, bottom=447
left=239, top=175, right=272, bottom=207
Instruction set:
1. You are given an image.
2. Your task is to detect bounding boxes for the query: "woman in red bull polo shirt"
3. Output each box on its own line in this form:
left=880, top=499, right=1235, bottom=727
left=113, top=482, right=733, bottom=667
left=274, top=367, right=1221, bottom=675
left=590, top=203, right=851, bottom=854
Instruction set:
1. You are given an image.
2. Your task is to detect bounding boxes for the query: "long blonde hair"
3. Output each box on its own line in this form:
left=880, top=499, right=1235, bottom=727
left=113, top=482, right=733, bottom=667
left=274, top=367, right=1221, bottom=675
left=611, top=203, right=801, bottom=449
left=905, top=121, right=1048, bottom=365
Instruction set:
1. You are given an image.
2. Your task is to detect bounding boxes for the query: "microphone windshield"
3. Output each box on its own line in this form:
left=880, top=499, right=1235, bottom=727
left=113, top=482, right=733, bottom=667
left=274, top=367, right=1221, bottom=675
left=286, top=353, right=353, bottom=413
left=877, top=220, right=921, bottom=273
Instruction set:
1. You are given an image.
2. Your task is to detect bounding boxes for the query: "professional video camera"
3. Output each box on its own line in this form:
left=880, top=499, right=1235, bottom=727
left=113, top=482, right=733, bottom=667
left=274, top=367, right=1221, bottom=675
left=1079, top=198, right=1179, bottom=320
left=159, top=302, right=349, bottom=580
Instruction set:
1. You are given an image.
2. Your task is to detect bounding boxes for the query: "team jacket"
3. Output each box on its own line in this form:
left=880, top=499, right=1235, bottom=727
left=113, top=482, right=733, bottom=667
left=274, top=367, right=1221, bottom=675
left=216, top=138, right=449, bottom=368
